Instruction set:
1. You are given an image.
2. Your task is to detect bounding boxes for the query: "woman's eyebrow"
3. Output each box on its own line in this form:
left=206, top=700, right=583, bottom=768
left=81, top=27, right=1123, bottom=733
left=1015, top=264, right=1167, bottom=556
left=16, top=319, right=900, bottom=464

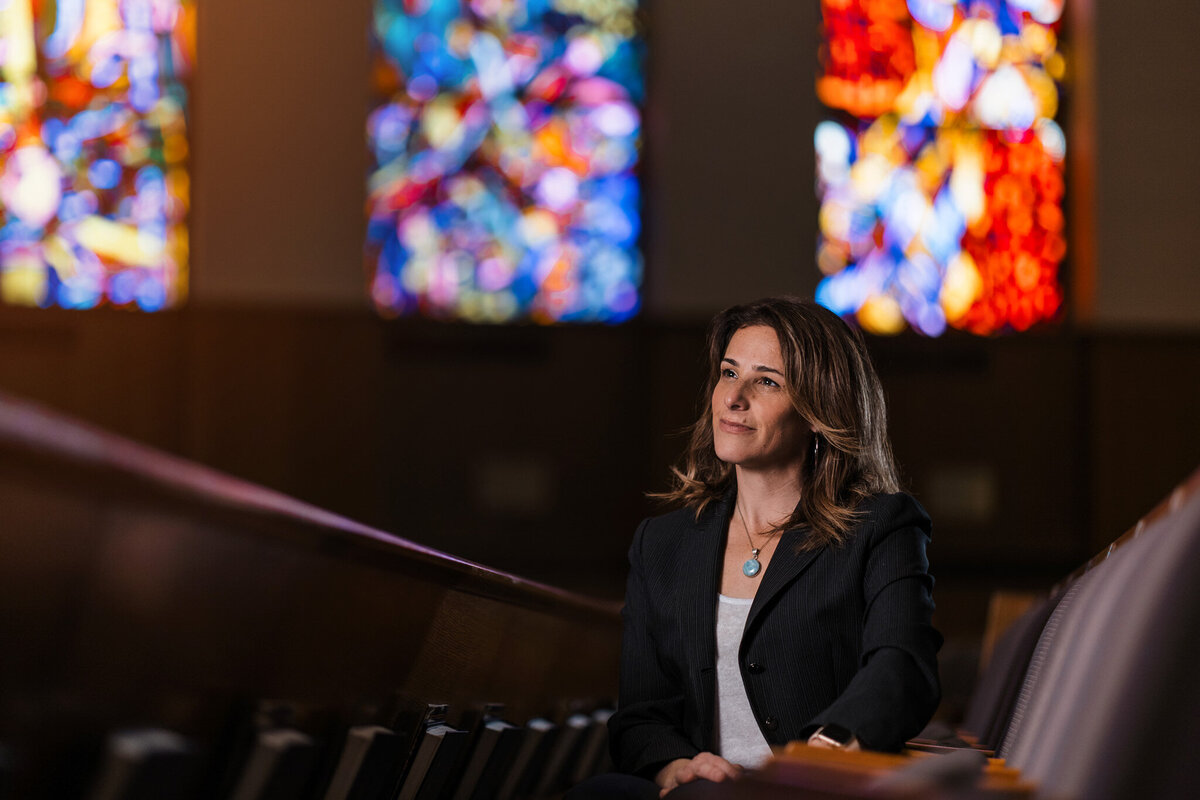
left=721, top=357, right=783, bottom=376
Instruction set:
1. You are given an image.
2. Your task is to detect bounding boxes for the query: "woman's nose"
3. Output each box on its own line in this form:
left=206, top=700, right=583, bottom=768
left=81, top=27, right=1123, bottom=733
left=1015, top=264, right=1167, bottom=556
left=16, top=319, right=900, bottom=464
left=724, top=383, right=747, bottom=409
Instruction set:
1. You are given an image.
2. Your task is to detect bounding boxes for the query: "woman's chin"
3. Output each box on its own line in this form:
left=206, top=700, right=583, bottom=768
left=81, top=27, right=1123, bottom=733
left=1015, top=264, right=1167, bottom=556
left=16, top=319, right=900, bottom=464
left=720, top=453, right=762, bottom=472
left=713, top=445, right=747, bottom=467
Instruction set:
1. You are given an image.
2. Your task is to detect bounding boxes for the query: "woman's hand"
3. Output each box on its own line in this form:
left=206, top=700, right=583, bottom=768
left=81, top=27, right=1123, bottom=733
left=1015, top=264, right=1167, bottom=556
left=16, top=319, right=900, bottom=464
left=655, top=752, right=743, bottom=796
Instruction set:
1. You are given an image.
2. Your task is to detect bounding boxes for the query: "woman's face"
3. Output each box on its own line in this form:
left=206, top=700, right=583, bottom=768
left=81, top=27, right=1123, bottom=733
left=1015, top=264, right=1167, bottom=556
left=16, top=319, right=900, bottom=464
left=711, top=325, right=812, bottom=474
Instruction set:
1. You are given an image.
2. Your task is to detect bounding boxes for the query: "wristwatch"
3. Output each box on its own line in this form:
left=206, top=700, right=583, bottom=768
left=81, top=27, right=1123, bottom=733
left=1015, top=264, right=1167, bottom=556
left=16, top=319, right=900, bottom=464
left=809, top=724, right=856, bottom=749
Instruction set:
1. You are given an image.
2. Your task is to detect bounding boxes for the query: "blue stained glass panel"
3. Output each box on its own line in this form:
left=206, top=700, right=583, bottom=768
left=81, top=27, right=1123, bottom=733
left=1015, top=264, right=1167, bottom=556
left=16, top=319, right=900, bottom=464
left=368, top=0, right=644, bottom=323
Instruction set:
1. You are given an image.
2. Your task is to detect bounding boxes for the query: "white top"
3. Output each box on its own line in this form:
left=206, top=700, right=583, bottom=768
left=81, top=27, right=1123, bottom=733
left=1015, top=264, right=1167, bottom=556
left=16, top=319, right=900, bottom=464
left=713, top=594, right=774, bottom=768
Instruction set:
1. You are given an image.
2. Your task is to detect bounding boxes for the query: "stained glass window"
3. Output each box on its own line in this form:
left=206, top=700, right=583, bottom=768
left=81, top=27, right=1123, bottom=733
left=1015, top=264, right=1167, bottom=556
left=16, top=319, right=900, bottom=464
left=814, top=0, right=1066, bottom=336
left=0, top=0, right=193, bottom=311
left=367, top=0, right=643, bottom=323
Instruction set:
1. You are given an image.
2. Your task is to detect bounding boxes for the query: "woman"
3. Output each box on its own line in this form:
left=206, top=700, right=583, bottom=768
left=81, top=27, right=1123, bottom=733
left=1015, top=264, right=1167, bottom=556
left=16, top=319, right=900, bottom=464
left=578, top=298, right=941, bottom=798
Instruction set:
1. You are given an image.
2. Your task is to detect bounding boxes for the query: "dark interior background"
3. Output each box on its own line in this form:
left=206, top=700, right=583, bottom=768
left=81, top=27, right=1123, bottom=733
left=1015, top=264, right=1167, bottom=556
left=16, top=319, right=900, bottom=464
left=2, top=0, right=1198, bottom=721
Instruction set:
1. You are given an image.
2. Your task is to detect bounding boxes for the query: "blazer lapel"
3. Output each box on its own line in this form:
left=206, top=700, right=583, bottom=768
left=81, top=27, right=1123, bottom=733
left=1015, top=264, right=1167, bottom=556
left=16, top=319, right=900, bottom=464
left=683, top=490, right=732, bottom=742
left=683, top=491, right=732, bottom=670
left=745, top=527, right=823, bottom=633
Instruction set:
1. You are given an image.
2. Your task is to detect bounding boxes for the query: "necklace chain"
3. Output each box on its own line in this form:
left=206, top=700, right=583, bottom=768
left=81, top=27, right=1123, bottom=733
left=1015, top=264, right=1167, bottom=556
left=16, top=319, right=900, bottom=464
left=735, top=500, right=780, bottom=557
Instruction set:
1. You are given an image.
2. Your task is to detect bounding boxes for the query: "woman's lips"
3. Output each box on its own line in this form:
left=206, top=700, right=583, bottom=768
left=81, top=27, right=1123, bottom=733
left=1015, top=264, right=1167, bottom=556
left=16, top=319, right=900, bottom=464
left=719, top=418, right=753, bottom=434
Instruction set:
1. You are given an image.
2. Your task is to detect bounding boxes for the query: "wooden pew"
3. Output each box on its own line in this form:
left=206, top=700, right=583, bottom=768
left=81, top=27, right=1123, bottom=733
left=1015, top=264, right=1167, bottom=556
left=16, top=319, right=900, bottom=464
left=0, top=392, right=621, bottom=798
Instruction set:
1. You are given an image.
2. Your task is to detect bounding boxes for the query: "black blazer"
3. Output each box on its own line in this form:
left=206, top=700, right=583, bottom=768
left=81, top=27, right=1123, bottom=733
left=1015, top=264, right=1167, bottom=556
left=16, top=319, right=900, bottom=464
left=608, top=491, right=942, bottom=777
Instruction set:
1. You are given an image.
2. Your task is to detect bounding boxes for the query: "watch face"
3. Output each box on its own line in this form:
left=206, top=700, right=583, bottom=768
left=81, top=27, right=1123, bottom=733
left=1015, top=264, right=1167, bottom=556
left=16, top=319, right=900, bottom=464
left=818, top=724, right=855, bottom=746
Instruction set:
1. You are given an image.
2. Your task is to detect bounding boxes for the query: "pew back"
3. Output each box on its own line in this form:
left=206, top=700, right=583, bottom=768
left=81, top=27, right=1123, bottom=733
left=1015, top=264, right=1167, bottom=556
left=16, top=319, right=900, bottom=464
left=997, top=471, right=1200, bottom=799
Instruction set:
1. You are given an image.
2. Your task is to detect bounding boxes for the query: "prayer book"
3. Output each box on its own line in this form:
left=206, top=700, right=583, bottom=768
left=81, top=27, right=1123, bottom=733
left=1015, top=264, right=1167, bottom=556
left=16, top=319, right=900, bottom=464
left=323, top=724, right=403, bottom=800
left=530, top=713, right=591, bottom=798
left=569, top=709, right=614, bottom=785
left=451, top=719, right=524, bottom=800
left=495, top=718, right=557, bottom=800
left=227, top=728, right=318, bottom=800
left=392, top=705, right=467, bottom=800
left=87, top=728, right=196, bottom=800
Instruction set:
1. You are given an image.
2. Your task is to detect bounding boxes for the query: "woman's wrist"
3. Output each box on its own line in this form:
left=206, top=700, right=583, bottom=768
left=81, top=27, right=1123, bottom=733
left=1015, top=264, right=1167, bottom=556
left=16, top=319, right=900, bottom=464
left=807, top=724, right=861, bottom=751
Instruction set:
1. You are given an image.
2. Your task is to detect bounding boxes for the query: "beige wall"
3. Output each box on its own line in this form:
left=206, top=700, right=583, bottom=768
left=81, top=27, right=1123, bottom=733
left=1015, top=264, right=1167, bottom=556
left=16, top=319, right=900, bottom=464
left=1090, top=0, right=1200, bottom=329
left=190, top=0, right=371, bottom=308
left=641, top=0, right=820, bottom=318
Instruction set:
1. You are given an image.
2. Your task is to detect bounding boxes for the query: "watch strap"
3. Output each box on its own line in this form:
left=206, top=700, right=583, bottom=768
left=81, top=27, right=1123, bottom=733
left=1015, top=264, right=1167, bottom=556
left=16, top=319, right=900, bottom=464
left=811, top=723, right=855, bottom=748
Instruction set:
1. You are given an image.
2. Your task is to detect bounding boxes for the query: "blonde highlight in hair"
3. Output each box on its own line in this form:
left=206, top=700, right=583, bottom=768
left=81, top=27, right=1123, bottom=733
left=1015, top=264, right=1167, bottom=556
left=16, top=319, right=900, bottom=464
left=655, top=297, right=900, bottom=549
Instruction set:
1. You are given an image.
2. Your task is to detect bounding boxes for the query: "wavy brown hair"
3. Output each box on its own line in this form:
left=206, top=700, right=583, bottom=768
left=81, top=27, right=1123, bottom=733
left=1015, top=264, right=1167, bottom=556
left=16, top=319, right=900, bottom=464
left=658, top=297, right=901, bottom=549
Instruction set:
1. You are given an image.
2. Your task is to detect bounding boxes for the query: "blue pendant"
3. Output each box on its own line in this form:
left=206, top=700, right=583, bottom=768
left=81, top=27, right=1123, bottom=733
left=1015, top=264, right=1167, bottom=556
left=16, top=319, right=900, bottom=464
left=742, top=558, right=762, bottom=578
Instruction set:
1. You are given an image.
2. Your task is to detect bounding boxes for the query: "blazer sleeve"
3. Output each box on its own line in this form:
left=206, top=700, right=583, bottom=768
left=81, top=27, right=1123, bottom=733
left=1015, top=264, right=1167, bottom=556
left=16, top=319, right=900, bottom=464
left=806, top=493, right=943, bottom=751
left=608, top=519, right=702, bottom=778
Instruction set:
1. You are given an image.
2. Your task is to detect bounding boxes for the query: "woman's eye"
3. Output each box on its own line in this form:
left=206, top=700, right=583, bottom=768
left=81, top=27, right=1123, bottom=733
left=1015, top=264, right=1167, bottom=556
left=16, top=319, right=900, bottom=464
left=759, top=377, right=779, bottom=388
left=721, top=368, right=737, bottom=379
